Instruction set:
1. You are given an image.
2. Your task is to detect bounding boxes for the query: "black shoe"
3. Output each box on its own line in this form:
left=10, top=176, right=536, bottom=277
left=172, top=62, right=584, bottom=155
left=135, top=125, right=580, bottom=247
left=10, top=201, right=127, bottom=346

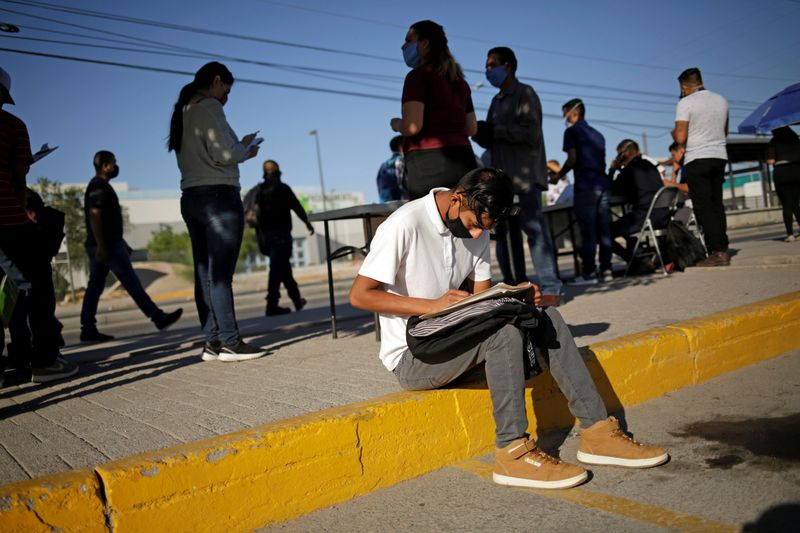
left=80, top=329, right=115, bottom=343
left=218, top=340, right=267, bottom=362
left=31, top=357, right=79, bottom=383
left=265, top=305, right=291, bottom=316
left=201, top=340, right=222, bottom=362
left=293, top=298, right=307, bottom=312
left=154, top=308, right=183, bottom=331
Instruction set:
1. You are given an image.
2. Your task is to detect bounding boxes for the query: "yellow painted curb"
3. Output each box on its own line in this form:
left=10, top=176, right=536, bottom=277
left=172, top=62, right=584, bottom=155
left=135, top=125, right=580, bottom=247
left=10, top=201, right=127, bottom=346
left=2, top=291, right=799, bottom=532
left=0, top=469, right=105, bottom=533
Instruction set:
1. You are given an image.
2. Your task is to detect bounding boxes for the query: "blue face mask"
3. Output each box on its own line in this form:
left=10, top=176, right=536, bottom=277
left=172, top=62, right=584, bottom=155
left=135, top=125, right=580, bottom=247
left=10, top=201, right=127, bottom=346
left=485, top=65, right=507, bottom=88
left=403, top=43, right=420, bottom=69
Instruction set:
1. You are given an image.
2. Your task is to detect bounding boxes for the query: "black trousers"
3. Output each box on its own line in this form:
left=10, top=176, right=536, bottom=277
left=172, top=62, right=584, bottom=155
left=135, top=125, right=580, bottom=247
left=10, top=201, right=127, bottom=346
left=685, top=158, right=728, bottom=253
left=0, top=223, right=59, bottom=367
left=774, top=163, right=800, bottom=236
left=404, top=145, right=477, bottom=200
left=257, top=229, right=301, bottom=308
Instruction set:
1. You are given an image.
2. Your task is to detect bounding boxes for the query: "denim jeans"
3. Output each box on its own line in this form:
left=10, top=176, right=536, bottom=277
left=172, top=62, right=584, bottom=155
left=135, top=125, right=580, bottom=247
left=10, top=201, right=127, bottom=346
left=181, top=185, right=244, bottom=345
left=0, top=223, right=59, bottom=367
left=393, top=307, right=607, bottom=448
left=256, top=230, right=301, bottom=308
left=81, top=240, right=162, bottom=330
left=573, top=187, right=613, bottom=275
left=495, top=189, right=563, bottom=295
left=519, top=187, right=562, bottom=295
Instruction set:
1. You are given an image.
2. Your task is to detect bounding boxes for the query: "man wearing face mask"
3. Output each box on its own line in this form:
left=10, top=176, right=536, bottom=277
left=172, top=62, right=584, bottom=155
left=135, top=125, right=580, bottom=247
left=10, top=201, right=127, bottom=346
left=672, top=67, right=730, bottom=266
left=350, top=167, right=668, bottom=491
left=609, top=140, right=669, bottom=268
left=255, top=159, right=315, bottom=316
left=554, top=99, right=612, bottom=285
left=80, top=151, right=182, bottom=342
left=476, top=47, right=563, bottom=307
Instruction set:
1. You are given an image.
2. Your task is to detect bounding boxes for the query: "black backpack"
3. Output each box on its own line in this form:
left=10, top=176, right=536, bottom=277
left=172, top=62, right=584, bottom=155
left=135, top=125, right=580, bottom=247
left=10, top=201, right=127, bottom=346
left=666, top=220, right=707, bottom=271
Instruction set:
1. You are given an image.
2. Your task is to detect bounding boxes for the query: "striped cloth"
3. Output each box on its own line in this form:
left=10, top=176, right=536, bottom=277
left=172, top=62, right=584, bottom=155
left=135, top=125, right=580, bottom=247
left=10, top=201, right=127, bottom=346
left=408, top=297, right=525, bottom=337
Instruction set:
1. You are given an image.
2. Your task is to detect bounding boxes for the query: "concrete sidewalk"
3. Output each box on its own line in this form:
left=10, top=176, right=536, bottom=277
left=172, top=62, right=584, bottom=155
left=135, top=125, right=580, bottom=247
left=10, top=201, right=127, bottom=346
left=0, top=224, right=799, bottom=531
left=0, top=224, right=798, bottom=486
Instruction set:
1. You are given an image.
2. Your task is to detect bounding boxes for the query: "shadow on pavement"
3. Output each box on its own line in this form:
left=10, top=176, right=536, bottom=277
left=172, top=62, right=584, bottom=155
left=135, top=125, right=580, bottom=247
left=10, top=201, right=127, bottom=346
left=743, top=503, right=800, bottom=533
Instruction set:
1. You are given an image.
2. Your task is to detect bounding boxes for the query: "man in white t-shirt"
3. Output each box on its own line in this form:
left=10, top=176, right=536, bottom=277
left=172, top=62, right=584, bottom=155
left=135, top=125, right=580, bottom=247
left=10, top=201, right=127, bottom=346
left=350, top=168, right=667, bottom=490
left=672, top=67, right=730, bottom=266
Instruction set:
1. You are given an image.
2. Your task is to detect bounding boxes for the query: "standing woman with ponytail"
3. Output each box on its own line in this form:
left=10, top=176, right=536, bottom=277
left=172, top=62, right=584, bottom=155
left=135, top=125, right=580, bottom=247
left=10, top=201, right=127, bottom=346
left=391, top=20, right=478, bottom=200
left=168, top=62, right=266, bottom=362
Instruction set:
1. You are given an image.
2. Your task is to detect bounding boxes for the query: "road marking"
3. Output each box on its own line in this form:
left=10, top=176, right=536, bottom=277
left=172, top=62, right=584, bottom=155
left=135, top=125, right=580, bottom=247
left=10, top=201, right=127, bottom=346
left=453, top=459, right=738, bottom=533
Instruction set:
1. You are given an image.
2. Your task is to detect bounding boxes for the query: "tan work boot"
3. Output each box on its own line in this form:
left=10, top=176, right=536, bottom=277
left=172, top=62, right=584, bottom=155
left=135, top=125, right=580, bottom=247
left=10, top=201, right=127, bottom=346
left=494, top=436, right=588, bottom=489
left=577, top=417, right=668, bottom=468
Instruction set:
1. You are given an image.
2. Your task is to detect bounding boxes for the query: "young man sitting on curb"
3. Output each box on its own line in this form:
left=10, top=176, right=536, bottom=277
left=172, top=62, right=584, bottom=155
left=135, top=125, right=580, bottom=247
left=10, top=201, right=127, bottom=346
left=349, top=168, right=668, bottom=489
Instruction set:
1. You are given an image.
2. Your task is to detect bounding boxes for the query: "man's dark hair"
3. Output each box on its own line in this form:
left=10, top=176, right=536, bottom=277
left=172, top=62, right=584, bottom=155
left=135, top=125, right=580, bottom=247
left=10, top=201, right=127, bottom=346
left=93, top=150, right=115, bottom=172
left=669, top=141, right=684, bottom=152
left=455, top=167, right=515, bottom=224
left=487, top=46, right=517, bottom=73
left=616, top=139, right=639, bottom=152
left=389, top=135, right=403, bottom=153
left=678, top=68, right=703, bottom=86
left=562, top=98, right=585, bottom=118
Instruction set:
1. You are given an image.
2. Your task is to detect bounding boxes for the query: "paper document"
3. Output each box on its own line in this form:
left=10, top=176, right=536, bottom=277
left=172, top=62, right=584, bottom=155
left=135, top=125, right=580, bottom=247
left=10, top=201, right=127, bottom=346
left=420, top=282, right=532, bottom=319
left=32, top=144, right=58, bottom=163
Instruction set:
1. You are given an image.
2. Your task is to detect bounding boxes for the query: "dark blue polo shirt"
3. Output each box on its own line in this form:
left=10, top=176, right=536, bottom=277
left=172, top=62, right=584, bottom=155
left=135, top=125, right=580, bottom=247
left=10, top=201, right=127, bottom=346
left=562, top=119, right=609, bottom=191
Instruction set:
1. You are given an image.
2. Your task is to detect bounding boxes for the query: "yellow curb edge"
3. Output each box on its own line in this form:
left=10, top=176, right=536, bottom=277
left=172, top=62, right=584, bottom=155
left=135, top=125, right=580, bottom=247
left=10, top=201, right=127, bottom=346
left=2, top=291, right=799, bottom=532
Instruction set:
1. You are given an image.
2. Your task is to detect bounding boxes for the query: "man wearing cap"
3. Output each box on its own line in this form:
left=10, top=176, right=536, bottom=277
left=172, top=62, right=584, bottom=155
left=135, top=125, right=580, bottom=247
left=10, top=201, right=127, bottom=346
left=349, top=168, right=668, bottom=491
left=0, top=67, right=78, bottom=383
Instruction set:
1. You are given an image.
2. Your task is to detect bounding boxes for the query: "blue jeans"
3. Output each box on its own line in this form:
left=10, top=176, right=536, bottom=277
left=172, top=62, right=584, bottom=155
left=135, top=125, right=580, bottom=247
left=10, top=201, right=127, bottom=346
left=81, top=240, right=163, bottom=330
left=497, top=188, right=563, bottom=294
left=573, top=187, right=612, bottom=275
left=256, top=230, right=301, bottom=308
left=519, top=187, right=562, bottom=295
left=181, top=185, right=244, bottom=345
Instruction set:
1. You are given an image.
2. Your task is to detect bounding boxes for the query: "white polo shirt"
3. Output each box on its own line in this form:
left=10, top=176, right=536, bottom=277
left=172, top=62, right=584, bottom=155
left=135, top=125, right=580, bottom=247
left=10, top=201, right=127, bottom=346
left=358, top=188, right=492, bottom=371
left=675, top=89, right=729, bottom=165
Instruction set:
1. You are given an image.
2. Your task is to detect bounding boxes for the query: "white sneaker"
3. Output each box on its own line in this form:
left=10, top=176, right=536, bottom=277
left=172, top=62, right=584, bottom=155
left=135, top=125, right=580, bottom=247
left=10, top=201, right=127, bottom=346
left=569, top=273, right=599, bottom=286
left=218, top=340, right=267, bottom=362
left=201, top=341, right=221, bottom=362
left=598, top=270, right=613, bottom=282
left=785, top=235, right=796, bottom=242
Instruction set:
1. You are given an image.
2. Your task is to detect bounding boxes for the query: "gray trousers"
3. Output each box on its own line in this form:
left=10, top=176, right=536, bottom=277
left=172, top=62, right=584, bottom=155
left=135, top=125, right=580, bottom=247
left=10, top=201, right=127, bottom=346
left=393, top=307, right=607, bottom=447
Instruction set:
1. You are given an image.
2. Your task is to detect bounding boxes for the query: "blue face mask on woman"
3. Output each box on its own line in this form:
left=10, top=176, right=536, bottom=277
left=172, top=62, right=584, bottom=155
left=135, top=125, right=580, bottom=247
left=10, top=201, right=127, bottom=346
left=403, top=43, right=420, bottom=69
left=485, top=65, right=507, bottom=88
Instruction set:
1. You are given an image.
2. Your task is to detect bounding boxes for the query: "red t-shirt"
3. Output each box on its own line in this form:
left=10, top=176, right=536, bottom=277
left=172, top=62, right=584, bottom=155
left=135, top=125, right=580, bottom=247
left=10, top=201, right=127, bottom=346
left=401, top=66, right=474, bottom=153
left=0, top=110, right=33, bottom=226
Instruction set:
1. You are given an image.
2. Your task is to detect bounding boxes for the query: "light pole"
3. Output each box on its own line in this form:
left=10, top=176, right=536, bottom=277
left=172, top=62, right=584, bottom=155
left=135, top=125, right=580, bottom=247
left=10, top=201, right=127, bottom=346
left=309, top=129, right=328, bottom=212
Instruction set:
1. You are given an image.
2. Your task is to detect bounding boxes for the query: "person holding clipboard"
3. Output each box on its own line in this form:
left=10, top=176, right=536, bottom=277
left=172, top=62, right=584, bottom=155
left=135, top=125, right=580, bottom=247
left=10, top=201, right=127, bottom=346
left=168, top=62, right=265, bottom=363
left=349, top=168, right=668, bottom=490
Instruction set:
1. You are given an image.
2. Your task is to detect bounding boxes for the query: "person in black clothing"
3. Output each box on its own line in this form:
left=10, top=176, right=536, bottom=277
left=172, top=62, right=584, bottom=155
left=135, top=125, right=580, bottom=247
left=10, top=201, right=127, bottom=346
left=255, top=160, right=315, bottom=316
left=608, top=139, right=669, bottom=267
left=80, top=151, right=182, bottom=341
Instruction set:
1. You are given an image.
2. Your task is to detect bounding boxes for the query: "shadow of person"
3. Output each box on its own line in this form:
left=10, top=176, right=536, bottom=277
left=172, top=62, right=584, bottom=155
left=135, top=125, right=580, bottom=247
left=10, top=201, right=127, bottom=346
left=742, top=503, right=800, bottom=533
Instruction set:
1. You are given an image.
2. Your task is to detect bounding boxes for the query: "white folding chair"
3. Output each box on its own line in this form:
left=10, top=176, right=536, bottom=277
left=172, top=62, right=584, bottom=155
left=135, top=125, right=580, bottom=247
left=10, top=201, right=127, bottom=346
left=623, top=187, right=681, bottom=277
